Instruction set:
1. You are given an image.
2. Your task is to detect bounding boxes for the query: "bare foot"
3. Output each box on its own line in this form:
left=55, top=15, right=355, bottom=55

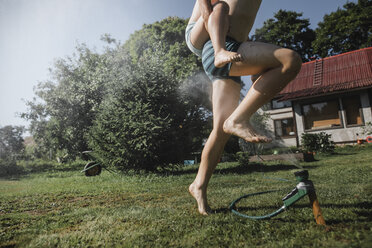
left=223, top=119, right=272, bottom=143
left=189, top=182, right=212, bottom=215
left=214, top=50, right=242, bottom=68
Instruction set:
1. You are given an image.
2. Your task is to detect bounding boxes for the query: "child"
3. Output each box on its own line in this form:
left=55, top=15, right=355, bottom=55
left=185, top=0, right=242, bottom=68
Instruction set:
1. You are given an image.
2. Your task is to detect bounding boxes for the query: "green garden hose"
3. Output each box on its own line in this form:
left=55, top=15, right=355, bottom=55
left=229, top=170, right=315, bottom=220
left=229, top=190, right=286, bottom=219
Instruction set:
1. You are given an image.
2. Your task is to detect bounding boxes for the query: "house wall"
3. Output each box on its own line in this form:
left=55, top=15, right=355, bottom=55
left=361, top=91, right=372, bottom=122
left=293, top=91, right=372, bottom=145
left=265, top=107, right=297, bottom=147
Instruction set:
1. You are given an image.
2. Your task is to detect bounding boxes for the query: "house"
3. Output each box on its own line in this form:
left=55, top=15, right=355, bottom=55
left=265, top=47, right=372, bottom=146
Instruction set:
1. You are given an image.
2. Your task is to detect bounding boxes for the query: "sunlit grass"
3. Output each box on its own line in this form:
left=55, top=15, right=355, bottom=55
left=1, top=145, right=372, bottom=247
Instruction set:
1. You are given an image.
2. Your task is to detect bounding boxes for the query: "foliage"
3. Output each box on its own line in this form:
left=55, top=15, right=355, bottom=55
left=22, top=17, right=208, bottom=170
left=236, top=151, right=250, bottom=166
left=301, top=132, right=335, bottom=153
left=89, top=50, right=208, bottom=171
left=0, top=159, right=24, bottom=177
left=124, top=17, right=201, bottom=81
left=0, top=125, right=25, bottom=160
left=21, top=44, right=111, bottom=160
left=361, top=121, right=372, bottom=136
left=87, top=17, right=209, bottom=171
left=252, top=10, right=316, bottom=61
left=0, top=158, right=86, bottom=177
left=312, top=0, right=372, bottom=58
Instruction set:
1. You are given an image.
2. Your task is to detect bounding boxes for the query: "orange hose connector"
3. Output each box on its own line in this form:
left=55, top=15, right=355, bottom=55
left=308, top=191, right=326, bottom=226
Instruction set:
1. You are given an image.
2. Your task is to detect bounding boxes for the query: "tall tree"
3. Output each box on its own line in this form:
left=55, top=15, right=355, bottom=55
left=22, top=43, right=111, bottom=159
left=89, top=18, right=210, bottom=170
left=22, top=17, right=210, bottom=167
left=312, top=0, right=372, bottom=58
left=124, top=17, right=202, bottom=81
left=252, top=10, right=316, bottom=62
left=0, top=125, right=25, bottom=160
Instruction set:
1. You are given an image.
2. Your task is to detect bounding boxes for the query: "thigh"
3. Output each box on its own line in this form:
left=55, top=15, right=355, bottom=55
left=212, top=79, right=241, bottom=129
left=189, top=18, right=210, bottom=50
left=229, top=41, right=292, bottom=76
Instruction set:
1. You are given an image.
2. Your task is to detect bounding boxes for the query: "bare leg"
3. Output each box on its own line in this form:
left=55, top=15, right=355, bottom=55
left=188, top=2, right=242, bottom=68
left=207, top=2, right=242, bottom=68
left=223, top=42, right=302, bottom=143
left=189, top=79, right=240, bottom=215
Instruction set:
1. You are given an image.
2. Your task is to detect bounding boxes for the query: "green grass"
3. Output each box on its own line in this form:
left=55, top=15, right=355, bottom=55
left=1, top=145, right=372, bottom=247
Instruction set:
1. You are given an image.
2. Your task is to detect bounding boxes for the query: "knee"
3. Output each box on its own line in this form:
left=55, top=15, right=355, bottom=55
left=282, top=50, right=302, bottom=76
left=212, top=1, right=229, bottom=15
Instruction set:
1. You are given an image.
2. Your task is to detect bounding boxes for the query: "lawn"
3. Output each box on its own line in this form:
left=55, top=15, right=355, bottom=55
left=1, top=145, right=372, bottom=247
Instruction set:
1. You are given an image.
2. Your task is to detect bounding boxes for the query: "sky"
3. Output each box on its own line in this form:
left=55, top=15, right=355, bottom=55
left=0, top=0, right=357, bottom=128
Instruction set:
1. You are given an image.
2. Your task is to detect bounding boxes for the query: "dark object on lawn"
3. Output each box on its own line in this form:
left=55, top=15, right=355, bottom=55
left=81, top=151, right=102, bottom=176
left=81, top=151, right=118, bottom=176
left=229, top=170, right=326, bottom=226
left=303, top=152, right=315, bottom=162
left=83, top=161, right=102, bottom=176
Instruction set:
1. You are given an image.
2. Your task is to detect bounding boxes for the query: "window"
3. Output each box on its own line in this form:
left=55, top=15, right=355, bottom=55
left=272, top=99, right=292, bottom=109
left=274, top=118, right=295, bottom=137
left=342, top=95, right=363, bottom=126
left=302, top=100, right=342, bottom=130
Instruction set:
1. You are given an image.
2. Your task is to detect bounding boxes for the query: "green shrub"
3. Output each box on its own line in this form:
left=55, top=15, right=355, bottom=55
left=362, top=121, right=372, bottom=135
left=301, top=132, right=335, bottom=153
left=221, top=153, right=237, bottom=162
left=0, top=159, right=24, bottom=177
left=88, top=53, right=207, bottom=171
left=236, top=152, right=250, bottom=166
left=17, top=159, right=60, bottom=173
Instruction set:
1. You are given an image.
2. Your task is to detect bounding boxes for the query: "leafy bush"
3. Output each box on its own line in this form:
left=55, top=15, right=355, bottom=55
left=301, top=132, right=335, bottom=153
left=362, top=121, right=372, bottom=136
left=0, top=159, right=24, bottom=177
left=221, top=153, right=237, bottom=162
left=0, top=159, right=85, bottom=177
left=236, top=152, right=250, bottom=166
left=17, top=159, right=60, bottom=173
left=88, top=52, right=207, bottom=171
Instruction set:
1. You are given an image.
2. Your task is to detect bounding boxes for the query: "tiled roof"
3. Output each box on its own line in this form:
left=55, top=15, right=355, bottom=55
left=278, top=47, right=372, bottom=101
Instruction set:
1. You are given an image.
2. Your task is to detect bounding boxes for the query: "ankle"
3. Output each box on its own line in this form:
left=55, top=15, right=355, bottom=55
left=223, top=118, right=237, bottom=129
left=214, top=48, right=225, bottom=55
left=190, top=181, right=205, bottom=191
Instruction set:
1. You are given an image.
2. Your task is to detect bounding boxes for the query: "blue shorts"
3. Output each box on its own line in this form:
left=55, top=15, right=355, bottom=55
left=202, top=37, right=242, bottom=84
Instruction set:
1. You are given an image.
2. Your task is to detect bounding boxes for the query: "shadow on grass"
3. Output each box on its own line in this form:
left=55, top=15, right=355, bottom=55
left=163, top=162, right=320, bottom=176
left=215, top=163, right=301, bottom=175
left=293, top=201, right=372, bottom=223
left=293, top=201, right=372, bottom=210
left=330, top=152, right=357, bottom=156
left=214, top=201, right=372, bottom=224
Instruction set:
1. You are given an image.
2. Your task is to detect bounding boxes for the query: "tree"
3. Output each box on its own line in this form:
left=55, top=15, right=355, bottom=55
left=89, top=50, right=208, bottom=170
left=22, top=43, right=111, bottom=159
left=252, top=10, right=316, bottom=62
left=0, top=125, right=25, bottom=160
left=312, top=0, right=372, bottom=58
left=124, top=17, right=202, bottom=81
left=22, top=17, right=210, bottom=169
